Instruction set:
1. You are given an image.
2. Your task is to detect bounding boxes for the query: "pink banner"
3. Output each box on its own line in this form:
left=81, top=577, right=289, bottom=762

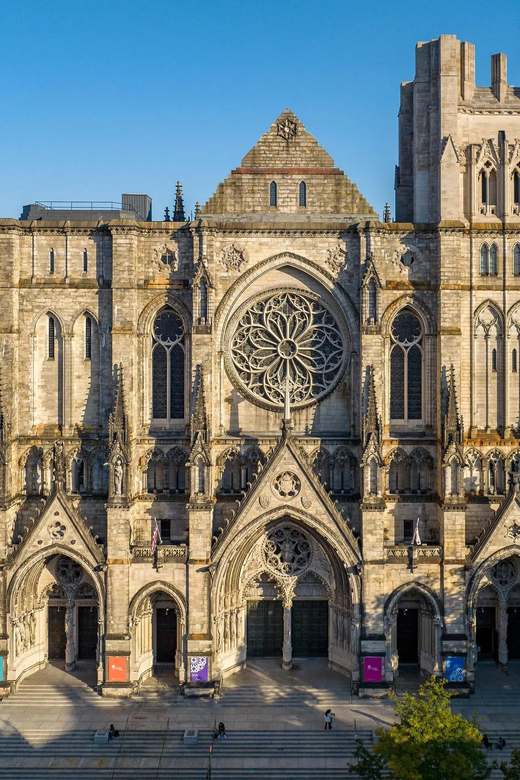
left=364, top=656, right=382, bottom=682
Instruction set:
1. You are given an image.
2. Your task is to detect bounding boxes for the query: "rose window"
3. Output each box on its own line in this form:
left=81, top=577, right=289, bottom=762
left=226, top=289, right=347, bottom=411
left=264, top=526, right=312, bottom=575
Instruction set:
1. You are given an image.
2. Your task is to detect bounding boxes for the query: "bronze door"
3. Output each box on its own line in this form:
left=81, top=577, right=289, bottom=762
left=156, top=608, right=176, bottom=663
left=291, top=600, right=328, bottom=657
left=247, top=601, right=283, bottom=657
left=48, top=606, right=66, bottom=659
left=78, top=607, right=98, bottom=660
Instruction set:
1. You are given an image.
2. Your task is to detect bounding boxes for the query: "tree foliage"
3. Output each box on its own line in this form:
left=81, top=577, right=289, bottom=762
left=350, top=677, right=491, bottom=780
left=498, top=749, right=520, bottom=780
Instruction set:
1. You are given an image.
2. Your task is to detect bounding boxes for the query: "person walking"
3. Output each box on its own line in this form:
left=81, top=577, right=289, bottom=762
left=324, top=709, right=335, bottom=730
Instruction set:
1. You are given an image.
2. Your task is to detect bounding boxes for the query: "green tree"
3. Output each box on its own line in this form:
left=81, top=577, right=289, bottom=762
left=498, top=749, right=520, bottom=780
left=350, top=677, right=491, bottom=780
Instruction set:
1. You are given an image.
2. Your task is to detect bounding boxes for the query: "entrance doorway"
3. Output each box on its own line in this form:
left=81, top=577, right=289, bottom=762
left=476, top=606, right=497, bottom=661
left=247, top=601, right=283, bottom=657
left=292, top=600, right=328, bottom=657
left=507, top=608, right=520, bottom=659
left=48, top=606, right=66, bottom=659
left=397, top=608, right=418, bottom=663
left=78, top=607, right=98, bottom=660
left=156, top=608, right=177, bottom=663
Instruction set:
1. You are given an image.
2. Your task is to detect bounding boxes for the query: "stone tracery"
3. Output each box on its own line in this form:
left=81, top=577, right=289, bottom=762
left=227, top=289, right=347, bottom=410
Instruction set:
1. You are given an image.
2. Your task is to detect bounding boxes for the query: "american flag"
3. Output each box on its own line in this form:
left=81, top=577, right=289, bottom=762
left=151, top=519, right=161, bottom=553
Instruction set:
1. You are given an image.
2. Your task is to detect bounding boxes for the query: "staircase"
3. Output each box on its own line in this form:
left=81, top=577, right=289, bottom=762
left=220, top=682, right=353, bottom=707
left=2, top=681, right=117, bottom=708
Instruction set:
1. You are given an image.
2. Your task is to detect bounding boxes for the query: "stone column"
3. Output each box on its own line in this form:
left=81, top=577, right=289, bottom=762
left=65, top=595, right=75, bottom=672
left=282, top=600, right=292, bottom=670
left=498, top=601, right=508, bottom=671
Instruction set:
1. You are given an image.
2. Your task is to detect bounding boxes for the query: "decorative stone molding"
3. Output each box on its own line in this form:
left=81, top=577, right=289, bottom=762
left=220, top=244, right=246, bottom=272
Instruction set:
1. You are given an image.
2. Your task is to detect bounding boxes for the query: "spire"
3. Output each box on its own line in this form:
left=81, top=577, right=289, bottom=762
left=173, top=181, right=186, bottom=222
left=195, top=201, right=201, bottom=218
left=383, top=202, right=392, bottom=223
left=443, top=365, right=463, bottom=448
left=109, top=364, right=129, bottom=449
left=190, top=365, right=209, bottom=444
left=363, top=366, right=381, bottom=447
left=163, top=206, right=171, bottom=222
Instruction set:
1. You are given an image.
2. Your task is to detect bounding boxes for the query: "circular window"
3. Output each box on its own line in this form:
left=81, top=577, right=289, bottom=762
left=264, top=526, right=312, bottom=576
left=226, top=289, right=348, bottom=411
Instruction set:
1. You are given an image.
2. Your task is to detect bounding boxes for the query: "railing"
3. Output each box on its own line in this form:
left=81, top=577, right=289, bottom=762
left=386, top=545, right=442, bottom=561
left=34, top=200, right=145, bottom=219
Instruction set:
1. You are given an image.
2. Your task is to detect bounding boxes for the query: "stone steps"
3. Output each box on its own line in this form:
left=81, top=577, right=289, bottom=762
left=220, top=684, right=353, bottom=707
left=1, top=684, right=124, bottom=708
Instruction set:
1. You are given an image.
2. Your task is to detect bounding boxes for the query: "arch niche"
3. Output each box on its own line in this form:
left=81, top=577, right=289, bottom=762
left=128, top=582, right=187, bottom=688
left=211, top=509, right=360, bottom=684
left=7, top=548, right=104, bottom=689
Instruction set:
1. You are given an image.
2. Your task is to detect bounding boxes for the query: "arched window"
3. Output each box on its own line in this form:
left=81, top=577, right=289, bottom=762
left=450, top=460, right=459, bottom=495
left=367, top=278, right=377, bottom=322
left=514, top=170, right=520, bottom=205
left=514, top=244, right=520, bottom=276
left=85, top=316, right=92, bottom=359
left=199, top=279, right=208, bottom=322
left=49, top=249, right=55, bottom=275
left=166, top=448, right=186, bottom=493
left=299, top=181, right=307, bottom=207
left=221, top=450, right=241, bottom=493
left=492, top=348, right=497, bottom=372
left=390, top=308, right=423, bottom=421
left=513, top=349, right=518, bottom=373
left=480, top=244, right=489, bottom=275
left=83, top=249, right=88, bottom=273
left=151, top=307, right=185, bottom=420
left=269, top=181, right=277, bottom=207
left=48, top=316, right=55, bottom=359
left=489, top=243, right=498, bottom=275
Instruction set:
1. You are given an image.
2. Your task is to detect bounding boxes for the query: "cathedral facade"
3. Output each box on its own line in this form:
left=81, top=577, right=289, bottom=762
left=1, top=35, right=520, bottom=697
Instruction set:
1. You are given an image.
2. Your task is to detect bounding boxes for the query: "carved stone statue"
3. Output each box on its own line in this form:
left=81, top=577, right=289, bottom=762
left=114, top=457, right=123, bottom=496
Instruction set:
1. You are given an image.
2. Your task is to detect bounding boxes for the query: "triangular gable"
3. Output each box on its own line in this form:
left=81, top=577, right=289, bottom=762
left=212, top=432, right=360, bottom=563
left=10, top=488, right=104, bottom=568
left=470, top=492, right=520, bottom=566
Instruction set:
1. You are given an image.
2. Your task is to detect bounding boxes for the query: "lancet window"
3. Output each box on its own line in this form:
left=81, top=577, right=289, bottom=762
left=389, top=308, right=423, bottom=422
left=269, top=181, right=277, bottom=207
left=299, top=181, right=307, bottom=207
left=151, top=307, right=185, bottom=421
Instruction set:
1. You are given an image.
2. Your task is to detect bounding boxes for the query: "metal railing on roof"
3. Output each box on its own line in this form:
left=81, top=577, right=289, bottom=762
left=35, top=201, right=145, bottom=219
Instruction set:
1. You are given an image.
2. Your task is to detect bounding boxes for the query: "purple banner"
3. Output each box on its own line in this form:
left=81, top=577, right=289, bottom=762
left=364, top=656, right=382, bottom=682
left=190, top=656, right=209, bottom=682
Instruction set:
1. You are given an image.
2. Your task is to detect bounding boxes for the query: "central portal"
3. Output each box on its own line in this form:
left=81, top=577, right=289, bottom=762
left=246, top=599, right=328, bottom=659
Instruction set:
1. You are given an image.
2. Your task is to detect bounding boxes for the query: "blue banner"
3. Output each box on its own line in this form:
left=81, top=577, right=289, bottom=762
left=445, top=656, right=464, bottom=682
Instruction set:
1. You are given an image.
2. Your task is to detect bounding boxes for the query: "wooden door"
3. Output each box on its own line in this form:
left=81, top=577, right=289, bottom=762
left=48, top=606, right=66, bottom=659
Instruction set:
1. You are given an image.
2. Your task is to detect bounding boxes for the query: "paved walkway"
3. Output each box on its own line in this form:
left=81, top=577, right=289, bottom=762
left=0, top=658, right=518, bottom=777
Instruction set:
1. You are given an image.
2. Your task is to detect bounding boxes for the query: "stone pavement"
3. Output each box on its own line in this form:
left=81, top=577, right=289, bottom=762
left=0, top=659, right=518, bottom=777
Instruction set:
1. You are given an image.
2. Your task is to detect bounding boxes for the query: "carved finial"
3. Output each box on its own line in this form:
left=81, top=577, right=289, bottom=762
left=190, top=365, right=209, bottom=443
left=384, top=203, right=391, bottom=223
left=443, top=365, right=463, bottom=449
left=363, top=366, right=381, bottom=447
left=173, top=181, right=186, bottom=222
left=195, top=201, right=201, bottom=217
left=163, top=206, right=171, bottom=222
left=109, top=363, right=129, bottom=450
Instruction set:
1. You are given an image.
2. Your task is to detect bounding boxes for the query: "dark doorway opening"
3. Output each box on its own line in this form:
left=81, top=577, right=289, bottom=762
left=78, top=606, right=98, bottom=660
left=508, top=608, right=520, bottom=659
left=156, top=608, right=177, bottom=663
left=292, top=600, right=328, bottom=657
left=476, top=606, right=497, bottom=661
left=397, top=608, right=418, bottom=663
left=48, top=606, right=66, bottom=659
left=247, top=600, right=283, bottom=657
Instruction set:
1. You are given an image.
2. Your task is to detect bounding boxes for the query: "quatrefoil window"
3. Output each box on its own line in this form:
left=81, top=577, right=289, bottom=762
left=226, top=289, right=348, bottom=411
left=272, top=471, right=301, bottom=499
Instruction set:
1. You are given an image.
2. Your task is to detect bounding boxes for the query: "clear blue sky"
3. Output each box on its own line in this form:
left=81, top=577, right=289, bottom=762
left=2, top=0, right=519, bottom=221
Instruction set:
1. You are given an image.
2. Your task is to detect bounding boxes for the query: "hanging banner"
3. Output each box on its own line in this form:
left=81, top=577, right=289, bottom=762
left=0, top=656, right=3, bottom=682
left=364, top=656, right=383, bottom=682
left=445, top=656, right=464, bottom=682
left=190, top=656, right=209, bottom=682
left=108, top=656, right=127, bottom=682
